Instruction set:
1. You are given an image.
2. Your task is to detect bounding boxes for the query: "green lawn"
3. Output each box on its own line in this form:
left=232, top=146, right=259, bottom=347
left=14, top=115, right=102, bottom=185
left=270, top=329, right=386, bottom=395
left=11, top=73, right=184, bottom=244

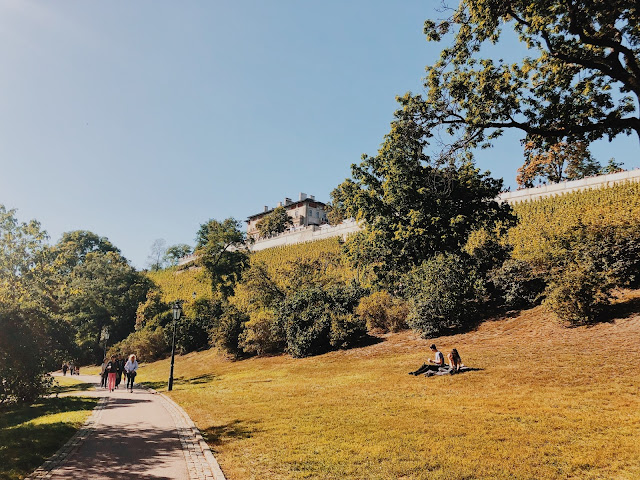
left=136, top=290, right=640, bottom=480
left=0, top=380, right=97, bottom=480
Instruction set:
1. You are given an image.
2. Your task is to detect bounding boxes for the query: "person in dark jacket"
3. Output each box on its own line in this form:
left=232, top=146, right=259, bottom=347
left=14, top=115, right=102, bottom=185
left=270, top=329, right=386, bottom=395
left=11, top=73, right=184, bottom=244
left=105, top=355, right=117, bottom=392
left=115, top=354, right=125, bottom=389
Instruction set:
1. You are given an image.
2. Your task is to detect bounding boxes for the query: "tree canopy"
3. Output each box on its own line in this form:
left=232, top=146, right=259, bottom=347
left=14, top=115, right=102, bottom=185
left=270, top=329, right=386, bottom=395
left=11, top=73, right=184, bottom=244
left=195, top=218, right=249, bottom=297
left=332, top=119, right=514, bottom=284
left=256, top=206, right=292, bottom=238
left=415, top=0, right=639, bottom=155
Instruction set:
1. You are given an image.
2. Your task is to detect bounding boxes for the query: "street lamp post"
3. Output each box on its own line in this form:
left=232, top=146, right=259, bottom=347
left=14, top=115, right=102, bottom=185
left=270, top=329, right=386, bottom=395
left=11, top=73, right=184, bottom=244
left=102, top=327, right=110, bottom=360
left=168, top=301, right=182, bottom=391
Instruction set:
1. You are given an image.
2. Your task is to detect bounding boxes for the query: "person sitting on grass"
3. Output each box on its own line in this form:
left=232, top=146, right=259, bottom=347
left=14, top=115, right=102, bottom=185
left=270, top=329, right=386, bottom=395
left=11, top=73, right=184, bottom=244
left=409, top=344, right=445, bottom=375
left=448, top=348, right=462, bottom=374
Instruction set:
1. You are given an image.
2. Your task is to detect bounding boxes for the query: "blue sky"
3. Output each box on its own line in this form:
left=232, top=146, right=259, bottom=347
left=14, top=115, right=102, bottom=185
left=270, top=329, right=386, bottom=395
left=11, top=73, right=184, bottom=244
left=1, top=1, right=637, bottom=269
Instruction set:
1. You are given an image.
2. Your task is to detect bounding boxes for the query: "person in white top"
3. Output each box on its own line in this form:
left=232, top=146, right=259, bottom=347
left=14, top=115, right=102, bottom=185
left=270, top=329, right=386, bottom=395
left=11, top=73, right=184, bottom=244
left=409, top=344, right=445, bottom=375
left=124, top=354, right=139, bottom=392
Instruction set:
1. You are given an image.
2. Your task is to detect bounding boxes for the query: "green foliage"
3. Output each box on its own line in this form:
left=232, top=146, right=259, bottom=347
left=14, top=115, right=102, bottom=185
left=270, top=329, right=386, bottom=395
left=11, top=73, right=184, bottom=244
left=164, top=243, right=193, bottom=266
left=210, top=303, right=248, bottom=357
left=545, top=262, right=612, bottom=325
left=279, top=283, right=366, bottom=358
left=403, top=253, right=484, bottom=336
left=108, top=327, right=168, bottom=362
left=239, top=308, right=285, bottom=355
left=196, top=218, right=249, bottom=297
left=488, top=259, right=546, bottom=310
left=419, top=1, right=640, bottom=153
left=0, top=308, right=54, bottom=404
left=256, top=206, right=293, bottom=238
left=355, top=291, right=408, bottom=333
left=510, top=182, right=640, bottom=323
left=174, top=298, right=223, bottom=354
left=61, top=251, right=152, bottom=364
left=332, top=128, right=514, bottom=284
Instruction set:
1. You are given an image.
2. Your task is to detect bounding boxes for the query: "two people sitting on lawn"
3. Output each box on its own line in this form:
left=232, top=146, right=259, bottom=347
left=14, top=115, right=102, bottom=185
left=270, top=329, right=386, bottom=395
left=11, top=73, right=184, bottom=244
left=409, top=344, right=463, bottom=375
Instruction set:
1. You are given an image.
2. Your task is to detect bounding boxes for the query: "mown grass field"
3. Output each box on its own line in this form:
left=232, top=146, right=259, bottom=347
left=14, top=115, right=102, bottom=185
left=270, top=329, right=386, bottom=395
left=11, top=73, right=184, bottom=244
left=133, top=289, right=640, bottom=480
left=0, top=377, right=97, bottom=480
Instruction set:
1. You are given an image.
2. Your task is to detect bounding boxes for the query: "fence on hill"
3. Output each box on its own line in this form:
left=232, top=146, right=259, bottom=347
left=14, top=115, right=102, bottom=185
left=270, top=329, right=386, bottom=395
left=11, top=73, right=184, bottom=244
left=498, top=169, right=640, bottom=204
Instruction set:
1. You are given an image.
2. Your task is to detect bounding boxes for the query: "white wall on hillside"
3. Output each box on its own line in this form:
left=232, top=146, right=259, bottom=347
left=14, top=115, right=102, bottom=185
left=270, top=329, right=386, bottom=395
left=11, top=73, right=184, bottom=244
left=498, top=169, right=640, bottom=204
left=249, top=219, right=362, bottom=252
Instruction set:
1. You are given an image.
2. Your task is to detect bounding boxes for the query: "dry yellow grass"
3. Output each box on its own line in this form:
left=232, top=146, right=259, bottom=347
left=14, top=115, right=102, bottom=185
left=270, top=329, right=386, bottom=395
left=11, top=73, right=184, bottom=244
left=136, top=290, right=640, bottom=480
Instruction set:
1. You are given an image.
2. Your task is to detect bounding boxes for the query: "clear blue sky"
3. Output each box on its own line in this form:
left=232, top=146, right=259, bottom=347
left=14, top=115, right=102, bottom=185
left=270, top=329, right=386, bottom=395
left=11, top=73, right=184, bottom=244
left=1, top=1, right=637, bottom=269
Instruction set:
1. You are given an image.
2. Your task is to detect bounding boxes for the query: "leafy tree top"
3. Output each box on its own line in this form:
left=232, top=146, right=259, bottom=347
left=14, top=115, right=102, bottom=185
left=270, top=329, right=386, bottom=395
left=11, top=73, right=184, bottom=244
left=418, top=0, right=639, bottom=153
left=256, top=206, right=293, bottom=238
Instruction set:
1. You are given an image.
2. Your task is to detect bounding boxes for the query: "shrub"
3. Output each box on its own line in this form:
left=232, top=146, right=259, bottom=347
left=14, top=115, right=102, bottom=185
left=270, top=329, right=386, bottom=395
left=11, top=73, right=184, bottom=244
left=545, top=262, right=612, bottom=325
left=488, top=259, right=547, bottom=310
left=239, top=308, right=285, bottom=355
left=403, top=253, right=484, bottom=336
left=210, top=304, right=248, bottom=357
left=356, top=291, right=408, bottom=333
left=109, top=327, right=168, bottom=362
left=0, top=309, right=53, bottom=404
left=279, top=284, right=366, bottom=358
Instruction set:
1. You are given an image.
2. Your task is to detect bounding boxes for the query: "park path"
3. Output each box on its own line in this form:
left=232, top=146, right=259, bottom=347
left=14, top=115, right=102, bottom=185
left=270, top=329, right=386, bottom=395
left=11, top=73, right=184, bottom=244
left=27, top=373, right=225, bottom=480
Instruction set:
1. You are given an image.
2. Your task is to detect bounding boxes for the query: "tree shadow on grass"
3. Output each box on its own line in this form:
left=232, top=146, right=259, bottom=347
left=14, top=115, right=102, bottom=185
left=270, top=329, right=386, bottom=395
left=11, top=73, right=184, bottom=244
left=0, top=396, right=98, bottom=480
left=139, top=380, right=167, bottom=391
left=201, top=419, right=258, bottom=447
left=183, top=373, right=218, bottom=385
left=599, top=296, right=640, bottom=323
left=50, top=382, right=95, bottom=395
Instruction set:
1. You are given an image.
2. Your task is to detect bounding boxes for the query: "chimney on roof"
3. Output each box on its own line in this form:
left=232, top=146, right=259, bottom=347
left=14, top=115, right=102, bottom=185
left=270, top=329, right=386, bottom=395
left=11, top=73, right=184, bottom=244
left=285, top=197, right=292, bottom=205
left=309, top=195, right=315, bottom=200
left=277, top=201, right=282, bottom=207
left=263, top=206, right=268, bottom=212
left=299, top=192, right=307, bottom=201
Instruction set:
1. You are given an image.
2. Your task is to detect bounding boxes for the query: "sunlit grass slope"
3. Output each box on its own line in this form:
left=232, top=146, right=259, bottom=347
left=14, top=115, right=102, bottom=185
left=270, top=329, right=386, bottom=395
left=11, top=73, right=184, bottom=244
left=146, top=237, right=355, bottom=306
left=136, top=290, right=640, bottom=480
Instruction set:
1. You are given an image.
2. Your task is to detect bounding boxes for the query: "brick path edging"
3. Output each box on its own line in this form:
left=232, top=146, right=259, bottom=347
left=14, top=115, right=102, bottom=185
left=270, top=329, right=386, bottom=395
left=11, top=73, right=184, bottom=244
left=145, top=387, right=227, bottom=480
left=26, top=396, right=109, bottom=480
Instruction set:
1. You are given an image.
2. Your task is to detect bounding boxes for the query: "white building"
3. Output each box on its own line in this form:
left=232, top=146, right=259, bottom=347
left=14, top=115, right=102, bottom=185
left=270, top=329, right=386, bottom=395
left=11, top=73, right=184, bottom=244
left=246, top=192, right=328, bottom=239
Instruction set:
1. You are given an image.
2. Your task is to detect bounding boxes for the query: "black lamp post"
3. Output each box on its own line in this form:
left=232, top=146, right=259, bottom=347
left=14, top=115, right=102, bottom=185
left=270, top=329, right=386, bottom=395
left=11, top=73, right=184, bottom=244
left=168, top=301, right=182, bottom=391
left=102, top=327, right=110, bottom=360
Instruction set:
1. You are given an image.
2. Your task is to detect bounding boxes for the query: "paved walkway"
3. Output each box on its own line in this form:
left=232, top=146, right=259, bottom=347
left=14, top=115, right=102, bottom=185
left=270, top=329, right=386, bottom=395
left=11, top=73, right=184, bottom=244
left=27, top=373, right=225, bottom=480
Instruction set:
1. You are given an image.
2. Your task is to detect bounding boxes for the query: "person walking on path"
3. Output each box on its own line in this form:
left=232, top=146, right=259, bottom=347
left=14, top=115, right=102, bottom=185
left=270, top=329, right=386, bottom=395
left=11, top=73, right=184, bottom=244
left=62, top=363, right=68, bottom=376
left=99, top=358, right=108, bottom=389
left=115, top=354, right=124, bottom=389
left=124, top=354, right=138, bottom=393
left=105, top=355, right=117, bottom=392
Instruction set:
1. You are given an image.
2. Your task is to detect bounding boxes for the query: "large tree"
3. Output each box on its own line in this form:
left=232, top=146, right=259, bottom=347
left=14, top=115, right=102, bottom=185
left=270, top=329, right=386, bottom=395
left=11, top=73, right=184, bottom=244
left=0, top=206, right=73, bottom=403
left=332, top=119, right=514, bottom=284
left=414, top=0, right=639, bottom=156
left=256, top=206, right=292, bottom=238
left=61, top=251, right=151, bottom=363
left=195, top=218, right=249, bottom=297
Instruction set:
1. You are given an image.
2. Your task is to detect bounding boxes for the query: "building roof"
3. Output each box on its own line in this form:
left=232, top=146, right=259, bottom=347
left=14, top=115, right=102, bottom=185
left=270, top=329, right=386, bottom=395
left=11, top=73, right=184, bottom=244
left=246, top=196, right=327, bottom=222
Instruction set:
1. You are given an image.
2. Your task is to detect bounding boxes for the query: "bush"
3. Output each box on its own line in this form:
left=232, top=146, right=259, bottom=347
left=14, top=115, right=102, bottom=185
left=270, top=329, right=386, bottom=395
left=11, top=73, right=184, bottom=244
left=239, top=308, right=285, bottom=355
left=356, top=291, right=408, bottom=333
left=109, top=327, right=168, bottom=362
left=488, top=259, right=546, bottom=310
left=403, top=253, right=484, bottom=336
left=545, top=261, right=613, bottom=325
left=210, top=304, right=248, bottom=357
left=279, top=284, right=366, bottom=358
left=0, top=309, right=53, bottom=404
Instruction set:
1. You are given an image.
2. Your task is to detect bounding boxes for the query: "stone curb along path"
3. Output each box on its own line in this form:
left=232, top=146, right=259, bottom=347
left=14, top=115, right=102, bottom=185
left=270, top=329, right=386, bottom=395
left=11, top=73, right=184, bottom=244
left=149, top=387, right=226, bottom=480
left=26, top=378, right=226, bottom=480
left=27, top=396, right=109, bottom=480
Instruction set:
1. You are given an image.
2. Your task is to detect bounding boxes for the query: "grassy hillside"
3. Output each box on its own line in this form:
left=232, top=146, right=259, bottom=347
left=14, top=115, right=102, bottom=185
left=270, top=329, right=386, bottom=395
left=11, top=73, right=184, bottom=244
left=509, top=180, right=640, bottom=263
left=146, top=237, right=354, bottom=304
left=135, top=289, right=640, bottom=480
